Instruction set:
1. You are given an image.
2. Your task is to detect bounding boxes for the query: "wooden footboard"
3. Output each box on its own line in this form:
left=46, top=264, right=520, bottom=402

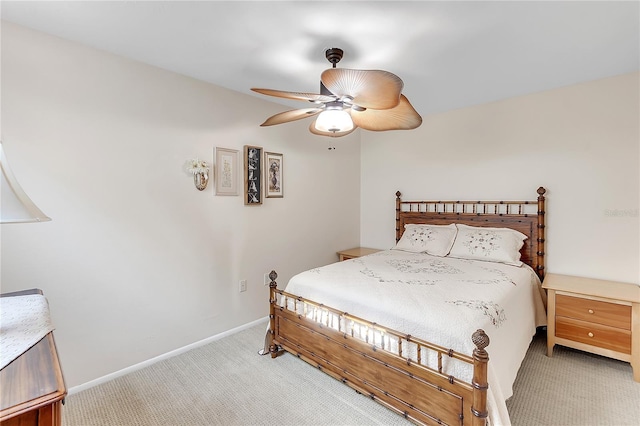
left=266, top=271, right=489, bottom=426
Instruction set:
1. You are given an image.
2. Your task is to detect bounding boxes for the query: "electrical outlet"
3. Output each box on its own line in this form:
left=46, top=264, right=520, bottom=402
left=239, top=279, right=247, bottom=292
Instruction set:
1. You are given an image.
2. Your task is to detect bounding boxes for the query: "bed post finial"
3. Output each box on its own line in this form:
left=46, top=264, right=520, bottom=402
left=472, top=329, right=490, bottom=351
left=269, top=270, right=278, bottom=286
left=471, top=329, right=489, bottom=426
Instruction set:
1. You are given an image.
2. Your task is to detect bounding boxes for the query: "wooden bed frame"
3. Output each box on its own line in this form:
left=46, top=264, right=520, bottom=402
left=266, top=187, right=546, bottom=426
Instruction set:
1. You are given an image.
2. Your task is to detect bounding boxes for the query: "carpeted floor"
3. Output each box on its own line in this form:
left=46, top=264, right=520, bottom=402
left=505, top=329, right=640, bottom=425
left=63, top=322, right=639, bottom=426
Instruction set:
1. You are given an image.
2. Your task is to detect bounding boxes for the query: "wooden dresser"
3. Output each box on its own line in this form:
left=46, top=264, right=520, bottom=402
left=0, top=290, right=66, bottom=426
left=543, top=273, right=640, bottom=382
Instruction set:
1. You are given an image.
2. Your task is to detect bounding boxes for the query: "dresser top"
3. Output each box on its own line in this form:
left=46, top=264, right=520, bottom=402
left=543, top=273, right=640, bottom=303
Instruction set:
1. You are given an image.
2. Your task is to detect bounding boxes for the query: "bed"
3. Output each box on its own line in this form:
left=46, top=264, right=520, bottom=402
left=265, top=187, right=547, bottom=426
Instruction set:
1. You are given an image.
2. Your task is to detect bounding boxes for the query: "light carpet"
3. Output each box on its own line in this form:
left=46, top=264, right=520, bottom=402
left=63, top=322, right=639, bottom=426
left=505, top=329, right=639, bottom=425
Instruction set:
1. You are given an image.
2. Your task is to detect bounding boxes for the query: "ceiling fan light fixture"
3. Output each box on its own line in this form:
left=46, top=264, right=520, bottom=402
left=314, top=108, right=353, bottom=133
left=252, top=47, right=421, bottom=137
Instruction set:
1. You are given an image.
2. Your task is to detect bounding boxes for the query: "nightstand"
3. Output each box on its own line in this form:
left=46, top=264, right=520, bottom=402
left=336, top=247, right=381, bottom=261
left=543, top=273, right=640, bottom=382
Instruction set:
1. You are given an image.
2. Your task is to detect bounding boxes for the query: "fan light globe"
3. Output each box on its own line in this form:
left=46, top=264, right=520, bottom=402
left=314, top=109, right=353, bottom=133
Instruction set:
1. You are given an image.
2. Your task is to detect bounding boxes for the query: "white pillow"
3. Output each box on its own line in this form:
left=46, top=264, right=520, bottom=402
left=448, top=224, right=527, bottom=266
left=394, top=223, right=457, bottom=257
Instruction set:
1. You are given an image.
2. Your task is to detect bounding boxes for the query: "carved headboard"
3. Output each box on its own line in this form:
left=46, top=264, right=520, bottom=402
left=395, top=187, right=547, bottom=279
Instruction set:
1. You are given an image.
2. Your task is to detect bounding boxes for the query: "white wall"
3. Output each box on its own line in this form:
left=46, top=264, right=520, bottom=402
left=361, top=72, right=640, bottom=284
left=0, top=22, right=361, bottom=387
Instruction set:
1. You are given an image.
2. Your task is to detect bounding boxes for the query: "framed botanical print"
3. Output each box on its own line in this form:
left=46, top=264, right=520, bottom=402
left=264, top=152, right=283, bottom=198
left=244, top=145, right=263, bottom=205
left=214, top=147, right=239, bottom=196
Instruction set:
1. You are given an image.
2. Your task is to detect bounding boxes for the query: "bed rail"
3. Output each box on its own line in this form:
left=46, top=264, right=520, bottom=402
left=267, top=271, right=489, bottom=426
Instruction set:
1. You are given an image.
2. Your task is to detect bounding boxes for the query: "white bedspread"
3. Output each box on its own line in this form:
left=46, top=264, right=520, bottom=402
left=0, top=294, right=54, bottom=370
left=283, top=249, right=546, bottom=426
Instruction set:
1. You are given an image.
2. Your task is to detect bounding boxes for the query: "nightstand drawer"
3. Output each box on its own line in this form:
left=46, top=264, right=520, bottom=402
left=556, top=316, right=631, bottom=354
left=556, top=294, right=631, bottom=330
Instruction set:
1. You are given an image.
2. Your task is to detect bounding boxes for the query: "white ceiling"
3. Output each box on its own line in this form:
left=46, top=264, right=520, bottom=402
left=2, top=1, right=639, bottom=117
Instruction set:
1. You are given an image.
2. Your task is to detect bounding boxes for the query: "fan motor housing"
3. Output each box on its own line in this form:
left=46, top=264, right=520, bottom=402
left=325, top=48, right=344, bottom=67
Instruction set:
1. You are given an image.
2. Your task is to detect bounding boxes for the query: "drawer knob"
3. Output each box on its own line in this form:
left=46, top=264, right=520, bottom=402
left=588, top=309, right=594, bottom=314
left=588, top=332, right=594, bottom=338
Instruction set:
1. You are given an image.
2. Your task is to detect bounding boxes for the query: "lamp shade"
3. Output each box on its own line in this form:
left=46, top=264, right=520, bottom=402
left=314, top=109, right=354, bottom=133
left=0, top=141, right=51, bottom=223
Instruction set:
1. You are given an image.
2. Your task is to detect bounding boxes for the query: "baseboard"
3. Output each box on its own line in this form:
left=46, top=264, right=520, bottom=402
left=68, top=316, right=269, bottom=395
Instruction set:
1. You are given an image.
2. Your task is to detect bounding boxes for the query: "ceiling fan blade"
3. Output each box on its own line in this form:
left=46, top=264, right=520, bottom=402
left=251, top=88, right=335, bottom=103
left=321, top=68, right=403, bottom=110
left=309, top=119, right=358, bottom=137
left=260, top=108, right=323, bottom=126
left=351, top=95, right=422, bottom=131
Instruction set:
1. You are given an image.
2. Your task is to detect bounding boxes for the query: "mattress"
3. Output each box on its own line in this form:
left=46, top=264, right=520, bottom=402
left=282, top=249, right=547, bottom=426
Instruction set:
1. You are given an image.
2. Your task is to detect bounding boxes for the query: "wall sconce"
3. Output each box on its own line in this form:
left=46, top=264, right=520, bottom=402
left=186, top=158, right=209, bottom=191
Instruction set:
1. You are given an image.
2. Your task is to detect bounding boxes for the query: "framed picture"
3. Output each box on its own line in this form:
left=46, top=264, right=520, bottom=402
left=264, top=152, right=283, bottom=198
left=244, top=145, right=263, bottom=205
left=214, top=147, right=239, bottom=196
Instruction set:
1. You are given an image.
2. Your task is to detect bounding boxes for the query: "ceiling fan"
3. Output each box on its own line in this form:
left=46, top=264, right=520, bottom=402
left=251, top=48, right=422, bottom=137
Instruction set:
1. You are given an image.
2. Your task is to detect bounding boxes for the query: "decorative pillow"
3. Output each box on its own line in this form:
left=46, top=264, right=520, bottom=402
left=393, top=223, right=457, bottom=257
left=448, top=224, right=527, bottom=266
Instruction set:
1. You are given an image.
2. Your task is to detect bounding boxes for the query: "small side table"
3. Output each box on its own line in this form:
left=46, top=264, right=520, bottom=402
left=543, top=273, right=640, bottom=382
left=337, top=247, right=381, bottom=262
